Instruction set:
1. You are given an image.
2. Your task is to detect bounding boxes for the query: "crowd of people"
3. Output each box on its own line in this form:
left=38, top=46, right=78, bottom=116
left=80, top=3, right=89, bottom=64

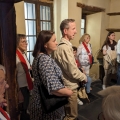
left=0, top=18, right=120, bottom=120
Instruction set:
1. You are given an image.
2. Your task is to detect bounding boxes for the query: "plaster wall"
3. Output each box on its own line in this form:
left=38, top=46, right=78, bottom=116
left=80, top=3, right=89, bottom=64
left=54, top=0, right=68, bottom=42
left=109, top=0, right=120, bottom=41
left=14, top=1, right=26, bottom=34
left=86, top=12, right=102, bottom=80
left=110, top=0, right=120, bottom=12
left=68, top=0, right=82, bottom=46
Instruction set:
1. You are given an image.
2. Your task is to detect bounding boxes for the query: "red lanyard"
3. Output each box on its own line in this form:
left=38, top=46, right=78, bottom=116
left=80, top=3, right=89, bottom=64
left=0, top=107, right=10, bottom=120
left=82, top=42, right=92, bottom=64
left=16, top=50, right=33, bottom=90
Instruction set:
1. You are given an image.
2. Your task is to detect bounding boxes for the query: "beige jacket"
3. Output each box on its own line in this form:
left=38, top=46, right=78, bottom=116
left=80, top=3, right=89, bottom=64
left=103, top=50, right=117, bottom=74
left=53, top=38, right=86, bottom=90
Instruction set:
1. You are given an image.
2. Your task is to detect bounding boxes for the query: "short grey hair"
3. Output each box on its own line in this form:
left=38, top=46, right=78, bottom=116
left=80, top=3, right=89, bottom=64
left=16, top=34, right=26, bottom=47
left=0, top=65, right=5, bottom=74
left=60, top=19, right=75, bottom=36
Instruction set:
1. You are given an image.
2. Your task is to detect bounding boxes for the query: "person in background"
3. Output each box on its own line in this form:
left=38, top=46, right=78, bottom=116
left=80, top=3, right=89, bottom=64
left=73, top=46, right=92, bottom=103
left=77, top=33, right=92, bottom=76
left=102, top=31, right=117, bottom=89
left=29, top=31, right=73, bottom=120
left=53, top=19, right=87, bottom=120
left=16, top=34, right=33, bottom=120
left=116, top=39, right=120, bottom=85
left=0, top=65, right=9, bottom=119
left=77, top=34, right=92, bottom=96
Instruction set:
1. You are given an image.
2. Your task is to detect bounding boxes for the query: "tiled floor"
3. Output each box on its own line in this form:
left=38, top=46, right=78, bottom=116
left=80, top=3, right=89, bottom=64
left=78, top=79, right=116, bottom=120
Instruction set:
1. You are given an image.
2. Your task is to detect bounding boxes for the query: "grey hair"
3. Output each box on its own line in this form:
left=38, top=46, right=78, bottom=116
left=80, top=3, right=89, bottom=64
left=60, top=19, right=75, bottom=36
left=0, top=65, right=5, bottom=74
left=16, top=34, right=26, bottom=47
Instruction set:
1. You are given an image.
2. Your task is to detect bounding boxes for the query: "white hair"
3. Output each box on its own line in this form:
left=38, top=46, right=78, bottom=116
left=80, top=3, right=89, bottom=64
left=0, top=65, right=5, bottom=74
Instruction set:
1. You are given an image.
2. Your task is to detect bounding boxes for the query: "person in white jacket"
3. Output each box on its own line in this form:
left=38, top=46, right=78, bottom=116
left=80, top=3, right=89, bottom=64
left=117, top=39, right=120, bottom=85
left=102, top=31, right=117, bottom=89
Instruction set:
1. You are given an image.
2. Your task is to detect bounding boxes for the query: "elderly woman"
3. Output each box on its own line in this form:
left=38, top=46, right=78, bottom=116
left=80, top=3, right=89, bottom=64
left=0, top=65, right=9, bottom=119
left=77, top=34, right=92, bottom=98
left=16, top=34, right=33, bottom=119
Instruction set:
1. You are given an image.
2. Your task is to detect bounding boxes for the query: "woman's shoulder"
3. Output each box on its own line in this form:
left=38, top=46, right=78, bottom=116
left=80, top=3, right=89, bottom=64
left=37, top=54, right=52, bottom=63
left=78, top=43, right=83, bottom=48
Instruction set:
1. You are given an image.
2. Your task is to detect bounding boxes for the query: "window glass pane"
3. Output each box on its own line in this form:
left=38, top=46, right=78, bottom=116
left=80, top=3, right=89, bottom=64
left=27, top=37, right=36, bottom=51
left=40, top=22, right=51, bottom=30
left=27, top=52, right=34, bottom=65
left=24, top=3, right=35, bottom=19
left=48, top=22, right=51, bottom=30
left=41, top=21, right=43, bottom=30
left=81, top=19, right=85, bottom=28
left=46, top=6, right=50, bottom=20
left=42, top=6, right=46, bottom=20
left=81, top=29, right=84, bottom=36
left=25, top=20, right=28, bottom=35
left=46, top=22, right=49, bottom=30
left=43, top=22, right=46, bottom=30
left=40, top=6, right=43, bottom=20
left=40, top=5, right=50, bottom=21
left=24, top=3, right=27, bottom=19
left=25, top=20, right=36, bottom=35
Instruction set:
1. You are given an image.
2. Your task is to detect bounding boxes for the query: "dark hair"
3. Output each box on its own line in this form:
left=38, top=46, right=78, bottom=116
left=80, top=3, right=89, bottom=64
left=72, top=46, right=77, bottom=51
left=102, top=31, right=116, bottom=49
left=32, top=31, right=54, bottom=57
left=17, top=34, right=26, bottom=47
left=60, top=19, right=75, bottom=36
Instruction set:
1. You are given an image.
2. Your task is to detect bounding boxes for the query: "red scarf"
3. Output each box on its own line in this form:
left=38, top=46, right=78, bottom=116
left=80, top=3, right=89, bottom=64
left=82, top=42, right=92, bottom=64
left=0, top=107, right=10, bottom=120
left=16, top=50, right=33, bottom=90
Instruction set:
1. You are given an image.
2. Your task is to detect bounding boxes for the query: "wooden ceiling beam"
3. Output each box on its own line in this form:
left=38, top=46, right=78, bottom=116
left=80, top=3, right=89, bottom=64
left=77, top=2, right=105, bottom=13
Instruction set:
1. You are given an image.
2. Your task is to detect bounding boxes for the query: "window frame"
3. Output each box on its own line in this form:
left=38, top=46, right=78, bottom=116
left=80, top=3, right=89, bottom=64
left=24, top=0, right=53, bottom=36
left=24, top=0, right=53, bottom=64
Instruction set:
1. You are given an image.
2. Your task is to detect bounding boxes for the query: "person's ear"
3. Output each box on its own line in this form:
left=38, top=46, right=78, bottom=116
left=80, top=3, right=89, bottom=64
left=44, top=44, right=47, bottom=49
left=63, top=28, right=68, bottom=35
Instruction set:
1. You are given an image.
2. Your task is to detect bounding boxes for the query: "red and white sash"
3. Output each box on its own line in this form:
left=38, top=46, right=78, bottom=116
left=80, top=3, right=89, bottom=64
left=16, top=50, right=33, bottom=90
left=82, top=42, right=92, bottom=64
left=0, top=107, right=10, bottom=120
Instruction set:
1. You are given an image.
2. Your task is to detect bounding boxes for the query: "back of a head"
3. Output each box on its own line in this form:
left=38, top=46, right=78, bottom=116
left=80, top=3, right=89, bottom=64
left=0, top=64, right=5, bottom=74
left=60, top=19, right=75, bottom=36
left=32, top=30, right=54, bottom=57
left=102, top=93, right=120, bottom=120
left=16, top=34, right=26, bottom=48
left=72, top=46, right=77, bottom=52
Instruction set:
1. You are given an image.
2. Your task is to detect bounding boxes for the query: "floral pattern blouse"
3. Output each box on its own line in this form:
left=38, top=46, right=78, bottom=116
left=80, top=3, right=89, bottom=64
left=29, top=54, right=65, bottom=120
left=77, top=43, right=92, bottom=66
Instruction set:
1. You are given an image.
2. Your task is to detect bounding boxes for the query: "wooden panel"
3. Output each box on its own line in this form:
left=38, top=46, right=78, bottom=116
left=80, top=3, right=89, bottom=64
left=107, top=12, right=120, bottom=16
left=77, top=2, right=105, bottom=12
left=0, top=3, right=18, bottom=120
left=106, top=28, right=120, bottom=32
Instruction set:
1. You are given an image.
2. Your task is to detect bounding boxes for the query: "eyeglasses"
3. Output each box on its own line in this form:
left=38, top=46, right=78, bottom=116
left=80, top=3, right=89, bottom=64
left=97, top=112, right=105, bottom=120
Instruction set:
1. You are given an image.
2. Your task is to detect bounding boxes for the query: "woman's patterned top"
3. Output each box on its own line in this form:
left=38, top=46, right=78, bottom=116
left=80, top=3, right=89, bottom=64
left=29, top=53, right=65, bottom=120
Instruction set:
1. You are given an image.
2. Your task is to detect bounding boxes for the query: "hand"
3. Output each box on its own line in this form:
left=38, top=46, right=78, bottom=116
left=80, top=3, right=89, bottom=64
left=82, top=79, right=87, bottom=83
